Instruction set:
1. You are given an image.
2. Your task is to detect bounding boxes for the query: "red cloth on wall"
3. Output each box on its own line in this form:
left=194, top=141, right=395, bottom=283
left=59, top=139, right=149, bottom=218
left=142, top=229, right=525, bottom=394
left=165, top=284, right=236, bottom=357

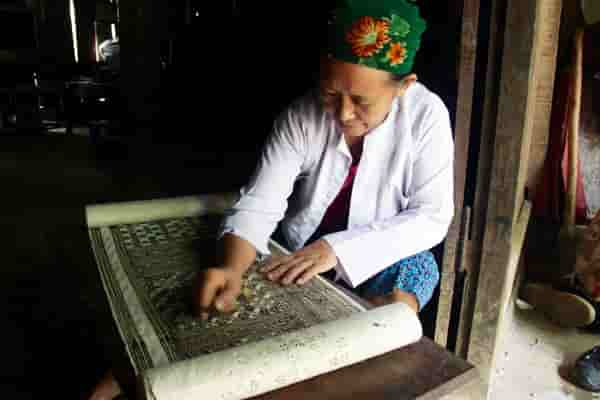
left=534, top=68, right=588, bottom=224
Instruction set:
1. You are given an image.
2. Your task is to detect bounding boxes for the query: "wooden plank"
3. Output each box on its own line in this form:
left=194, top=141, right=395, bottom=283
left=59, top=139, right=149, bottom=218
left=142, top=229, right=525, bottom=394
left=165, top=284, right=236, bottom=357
left=496, top=201, right=531, bottom=323
left=526, top=0, right=563, bottom=196
left=418, top=368, right=482, bottom=400
left=251, top=338, right=478, bottom=400
left=466, top=0, right=550, bottom=393
left=481, top=203, right=532, bottom=392
left=454, top=240, right=475, bottom=357
left=435, top=0, right=481, bottom=348
left=455, top=0, right=507, bottom=358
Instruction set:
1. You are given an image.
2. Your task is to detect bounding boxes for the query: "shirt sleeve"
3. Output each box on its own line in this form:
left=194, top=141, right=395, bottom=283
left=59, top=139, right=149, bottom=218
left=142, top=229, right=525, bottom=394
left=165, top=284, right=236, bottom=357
left=324, top=98, right=455, bottom=288
left=218, top=107, right=307, bottom=255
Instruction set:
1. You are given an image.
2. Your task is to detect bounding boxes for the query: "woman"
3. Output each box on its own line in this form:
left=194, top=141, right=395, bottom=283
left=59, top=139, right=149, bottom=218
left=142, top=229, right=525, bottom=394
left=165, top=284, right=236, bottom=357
left=89, top=1, right=453, bottom=398
left=197, top=0, right=453, bottom=317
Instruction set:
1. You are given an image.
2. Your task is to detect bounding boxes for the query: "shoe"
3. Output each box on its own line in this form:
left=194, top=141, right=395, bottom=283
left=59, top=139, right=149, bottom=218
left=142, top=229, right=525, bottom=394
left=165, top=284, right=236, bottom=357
left=572, top=346, right=600, bottom=392
left=557, top=278, right=600, bottom=333
left=520, top=283, right=596, bottom=328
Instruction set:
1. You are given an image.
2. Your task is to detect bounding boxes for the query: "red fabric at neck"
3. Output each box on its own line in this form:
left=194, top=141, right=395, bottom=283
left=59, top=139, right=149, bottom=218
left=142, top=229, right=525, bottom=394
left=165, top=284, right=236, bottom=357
left=317, top=141, right=363, bottom=235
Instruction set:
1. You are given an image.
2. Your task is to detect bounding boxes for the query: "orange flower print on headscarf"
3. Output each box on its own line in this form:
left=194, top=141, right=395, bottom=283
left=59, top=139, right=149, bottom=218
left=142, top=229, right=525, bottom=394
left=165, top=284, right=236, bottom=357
left=386, top=42, right=408, bottom=66
left=346, top=16, right=391, bottom=58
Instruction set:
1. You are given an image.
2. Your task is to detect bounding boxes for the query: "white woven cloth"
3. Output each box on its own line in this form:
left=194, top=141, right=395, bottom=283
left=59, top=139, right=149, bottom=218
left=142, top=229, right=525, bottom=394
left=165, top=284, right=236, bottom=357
left=86, top=194, right=422, bottom=400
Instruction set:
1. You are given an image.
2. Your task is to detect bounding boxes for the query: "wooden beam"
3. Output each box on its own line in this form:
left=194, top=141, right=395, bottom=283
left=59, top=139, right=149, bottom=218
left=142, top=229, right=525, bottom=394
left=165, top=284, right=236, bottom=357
left=496, top=202, right=532, bottom=324
left=526, top=1, right=563, bottom=196
left=466, top=0, right=556, bottom=393
left=435, top=0, right=481, bottom=348
left=456, top=0, right=506, bottom=359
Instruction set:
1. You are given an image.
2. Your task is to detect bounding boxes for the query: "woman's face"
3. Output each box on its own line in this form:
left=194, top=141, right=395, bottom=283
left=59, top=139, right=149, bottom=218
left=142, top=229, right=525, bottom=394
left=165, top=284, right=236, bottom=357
left=319, top=58, right=415, bottom=139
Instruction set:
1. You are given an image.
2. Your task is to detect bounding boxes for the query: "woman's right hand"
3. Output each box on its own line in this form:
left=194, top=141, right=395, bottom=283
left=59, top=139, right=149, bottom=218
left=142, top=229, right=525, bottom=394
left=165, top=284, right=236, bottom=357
left=195, top=266, right=243, bottom=320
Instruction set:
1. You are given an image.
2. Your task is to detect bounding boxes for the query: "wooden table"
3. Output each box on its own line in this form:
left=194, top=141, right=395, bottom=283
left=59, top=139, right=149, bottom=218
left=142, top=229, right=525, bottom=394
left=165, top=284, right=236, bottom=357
left=113, top=336, right=479, bottom=400
left=251, top=338, right=479, bottom=400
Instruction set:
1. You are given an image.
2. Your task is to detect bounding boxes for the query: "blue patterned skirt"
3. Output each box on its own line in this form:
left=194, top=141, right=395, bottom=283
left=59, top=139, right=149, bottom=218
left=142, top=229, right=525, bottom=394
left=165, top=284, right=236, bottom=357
left=353, top=251, right=440, bottom=311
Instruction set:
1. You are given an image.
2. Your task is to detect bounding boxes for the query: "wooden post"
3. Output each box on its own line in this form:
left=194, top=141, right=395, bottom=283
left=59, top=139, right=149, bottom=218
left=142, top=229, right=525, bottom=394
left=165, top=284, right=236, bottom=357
left=455, top=0, right=563, bottom=360
left=526, top=1, right=564, bottom=197
left=455, top=0, right=507, bottom=358
left=465, top=0, right=557, bottom=393
left=435, top=0, right=481, bottom=348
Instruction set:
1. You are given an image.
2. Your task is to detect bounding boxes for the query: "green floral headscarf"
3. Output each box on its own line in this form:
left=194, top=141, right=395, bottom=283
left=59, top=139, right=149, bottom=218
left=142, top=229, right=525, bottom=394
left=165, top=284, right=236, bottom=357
left=327, top=0, right=427, bottom=76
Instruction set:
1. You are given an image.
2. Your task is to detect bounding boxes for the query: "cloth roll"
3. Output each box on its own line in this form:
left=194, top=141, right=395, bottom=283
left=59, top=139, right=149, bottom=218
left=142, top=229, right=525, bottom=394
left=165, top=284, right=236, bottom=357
left=143, top=302, right=422, bottom=400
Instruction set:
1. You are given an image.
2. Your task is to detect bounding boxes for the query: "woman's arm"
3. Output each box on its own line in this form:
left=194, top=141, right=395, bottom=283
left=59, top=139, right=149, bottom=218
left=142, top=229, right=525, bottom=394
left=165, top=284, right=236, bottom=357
left=196, top=103, right=309, bottom=316
left=323, top=97, right=454, bottom=287
left=218, top=106, right=308, bottom=255
left=217, top=233, right=258, bottom=273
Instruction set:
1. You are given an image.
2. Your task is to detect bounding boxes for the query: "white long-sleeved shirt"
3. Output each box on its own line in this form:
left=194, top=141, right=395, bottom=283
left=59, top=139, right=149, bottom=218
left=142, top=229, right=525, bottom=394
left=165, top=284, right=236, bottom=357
left=219, top=82, right=454, bottom=288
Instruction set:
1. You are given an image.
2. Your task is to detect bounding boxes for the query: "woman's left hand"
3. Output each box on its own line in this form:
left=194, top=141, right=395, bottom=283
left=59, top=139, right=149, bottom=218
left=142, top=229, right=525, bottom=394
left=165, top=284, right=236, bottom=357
left=260, top=239, right=338, bottom=286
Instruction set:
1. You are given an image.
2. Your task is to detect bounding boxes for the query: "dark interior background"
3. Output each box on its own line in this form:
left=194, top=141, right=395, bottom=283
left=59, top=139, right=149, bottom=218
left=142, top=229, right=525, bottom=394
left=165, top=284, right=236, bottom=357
left=0, top=1, right=462, bottom=399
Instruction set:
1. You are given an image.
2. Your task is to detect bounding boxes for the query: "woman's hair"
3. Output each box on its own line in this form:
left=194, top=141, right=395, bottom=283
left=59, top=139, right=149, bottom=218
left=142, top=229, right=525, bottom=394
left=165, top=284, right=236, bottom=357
left=390, top=73, right=410, bottom=83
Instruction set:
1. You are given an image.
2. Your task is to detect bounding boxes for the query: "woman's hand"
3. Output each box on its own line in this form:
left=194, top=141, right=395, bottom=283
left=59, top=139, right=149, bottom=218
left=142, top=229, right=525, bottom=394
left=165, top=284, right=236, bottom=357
left=260, top=239, right=338, bottom=286
left=195, top=266, right=243, bottom=320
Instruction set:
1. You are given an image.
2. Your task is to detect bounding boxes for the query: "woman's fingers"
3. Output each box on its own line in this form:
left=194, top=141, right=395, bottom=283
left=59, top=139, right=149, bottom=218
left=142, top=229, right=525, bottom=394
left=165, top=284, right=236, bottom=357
left=198, top=278, right=222, bottom=319
left=215, top=280, right=242, bottom=313
left=266, top=256, right=310, bottom=283
left=260, top=255, right=290, bottom=273
left=296, top=265, right=324, bottom=285
left=266, top=262, right=293, bottom=282
left=260, top=243, right=337, bottom=286
left=281, top=260, right=314, bottom=286
left=197, top=269, right=228, bottom=319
